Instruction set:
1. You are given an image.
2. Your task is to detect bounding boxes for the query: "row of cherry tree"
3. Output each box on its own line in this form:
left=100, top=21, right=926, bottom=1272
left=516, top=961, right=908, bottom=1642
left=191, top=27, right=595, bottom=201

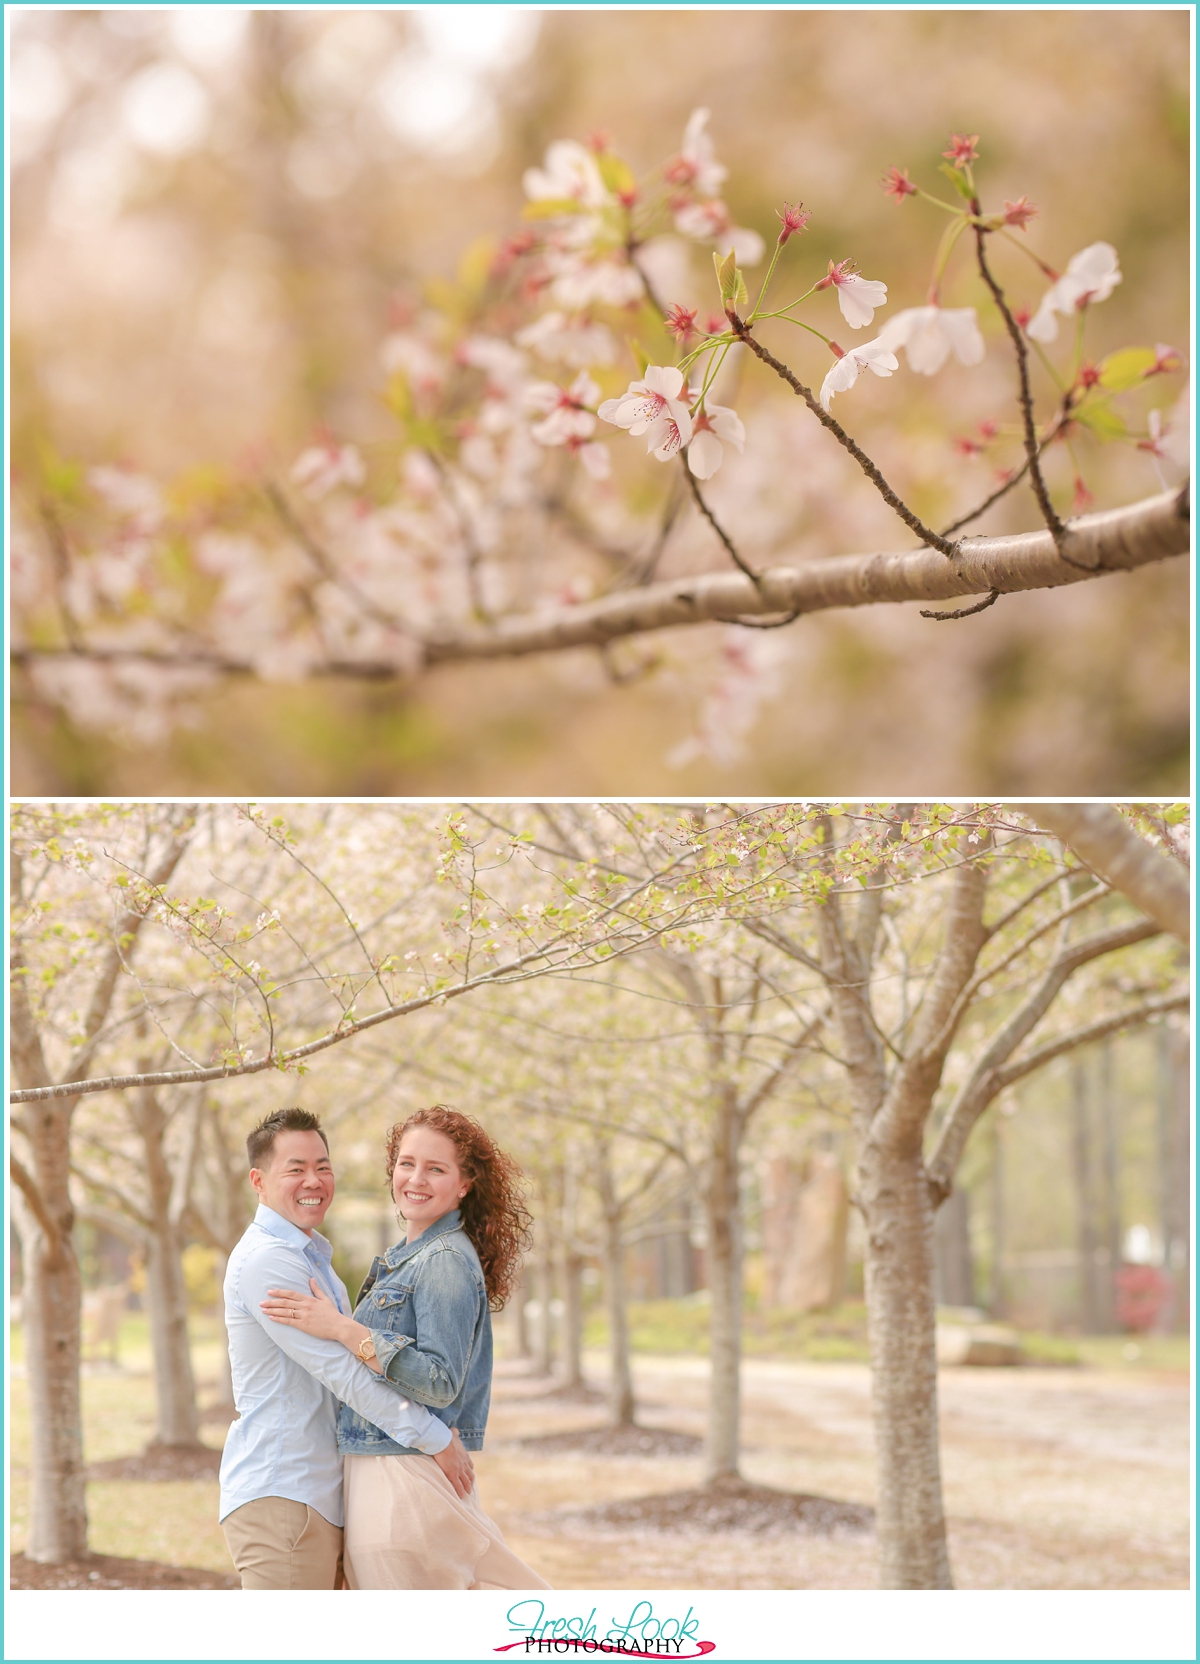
left=13, top=114, right=1188, bottom=762
left=10, top=800, right=1188, bottom=1586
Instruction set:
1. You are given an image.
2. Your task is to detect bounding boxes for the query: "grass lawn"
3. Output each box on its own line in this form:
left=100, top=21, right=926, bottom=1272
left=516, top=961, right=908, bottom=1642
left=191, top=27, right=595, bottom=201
left=583, top=1296, right=1192, bottom=1373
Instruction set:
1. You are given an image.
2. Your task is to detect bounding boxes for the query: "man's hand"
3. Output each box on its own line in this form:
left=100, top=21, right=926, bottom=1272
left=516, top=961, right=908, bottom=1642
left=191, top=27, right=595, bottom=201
left=431, top=1427, right=475, bottom=1498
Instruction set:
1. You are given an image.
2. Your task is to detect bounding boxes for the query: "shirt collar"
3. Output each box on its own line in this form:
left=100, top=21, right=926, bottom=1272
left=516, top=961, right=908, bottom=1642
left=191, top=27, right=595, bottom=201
left=381, top=1206, right=462, bottom=1270
left=254, top=1202, right=334, bottom=1263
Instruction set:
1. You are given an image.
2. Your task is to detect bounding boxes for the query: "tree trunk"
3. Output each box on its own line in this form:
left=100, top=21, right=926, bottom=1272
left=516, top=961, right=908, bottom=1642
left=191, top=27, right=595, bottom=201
left=704, top=1086, right=742, bottom=1485
left=600, top=1202, right=635, bottom=1427
left=534, top=1232, right=555, bottom=1377
left=1098, top=1039, right=1122, bottom=1331
left=15, top=1192, right=89, bottom=1562
left=1071, top=1056, right=1100, bottom=1332
left=989, top=1116, right=1005, bottom=1317
left=557, top=1246, right=585, bottom=1389
left=1159, top=1028, right=1191, bottom=1330
left=861, top=1138, right=952, bottom=1589
left=934, top=1184, right=975, bottom=1308
left=136, top=1088, right=200, bottom=1446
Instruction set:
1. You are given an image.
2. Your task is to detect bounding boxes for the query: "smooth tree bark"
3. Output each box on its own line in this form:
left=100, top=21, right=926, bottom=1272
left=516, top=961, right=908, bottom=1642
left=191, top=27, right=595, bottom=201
left=9, top=825, right=192, bottom=1560
left=1027, top=802, right=1191, bottom=946
left=1070, top=1057, right=1101, bottom=1333
left=595, top=1141, right=637, bottom=1428
left=753, top=824, right=1186, bottom=1588
left=17, top=487, right=1187, bottom=679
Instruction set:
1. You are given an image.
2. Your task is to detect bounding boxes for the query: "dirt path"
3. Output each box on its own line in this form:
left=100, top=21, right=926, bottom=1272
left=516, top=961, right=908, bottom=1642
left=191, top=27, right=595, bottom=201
left=476, top=1354, right=1190, bottom=1589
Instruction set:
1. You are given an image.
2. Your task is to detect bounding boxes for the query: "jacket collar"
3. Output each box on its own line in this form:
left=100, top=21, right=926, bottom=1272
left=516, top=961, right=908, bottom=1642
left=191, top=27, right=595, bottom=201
left=381, top=1206, right=463, bottom=1271
left=253, top=1202, right=334, bottom=1262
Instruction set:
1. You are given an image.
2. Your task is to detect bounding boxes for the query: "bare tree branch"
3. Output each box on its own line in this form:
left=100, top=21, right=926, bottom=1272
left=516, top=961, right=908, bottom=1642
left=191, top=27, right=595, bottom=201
left=1024, top=803, right=1191, bottom=946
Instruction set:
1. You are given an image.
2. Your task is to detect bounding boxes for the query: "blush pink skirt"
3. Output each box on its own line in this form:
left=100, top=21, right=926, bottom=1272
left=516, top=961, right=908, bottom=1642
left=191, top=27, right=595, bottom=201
left=342, top=1452, right=552, bottom=1590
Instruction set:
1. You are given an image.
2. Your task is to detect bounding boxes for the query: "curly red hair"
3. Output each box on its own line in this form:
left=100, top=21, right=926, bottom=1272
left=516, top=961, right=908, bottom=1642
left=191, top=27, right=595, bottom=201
left=385, top=1106, right=531, bottom=1311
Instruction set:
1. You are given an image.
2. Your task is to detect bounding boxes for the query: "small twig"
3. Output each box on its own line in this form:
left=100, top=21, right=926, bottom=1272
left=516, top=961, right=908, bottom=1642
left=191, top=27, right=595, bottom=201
left=682, top=461, right=762, bottom=585
left=920, top=590, right=1001, bottom=621
left=729, top=314, right=959, bottom=559
left=941, top=460, right=1031, bottom=536
left=633, top=476, right=685, bottom=587
left=971, top=223, right=1072, bottom=554
left=263, top=481, right=420, bottom=635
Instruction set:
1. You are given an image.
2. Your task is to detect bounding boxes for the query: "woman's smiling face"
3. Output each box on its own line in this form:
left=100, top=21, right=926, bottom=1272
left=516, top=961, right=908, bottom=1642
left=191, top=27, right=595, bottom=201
left=392, top=1124, right=468, bottom=1239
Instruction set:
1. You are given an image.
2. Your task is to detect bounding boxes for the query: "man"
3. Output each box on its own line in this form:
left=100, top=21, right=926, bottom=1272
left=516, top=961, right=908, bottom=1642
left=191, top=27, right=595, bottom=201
left=219, top=1106, right=475, bottom=1589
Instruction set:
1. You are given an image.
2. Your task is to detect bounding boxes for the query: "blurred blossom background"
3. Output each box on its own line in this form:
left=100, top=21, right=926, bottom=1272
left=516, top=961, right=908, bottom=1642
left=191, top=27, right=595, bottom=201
left=9, top=6, right=1191, bottom=795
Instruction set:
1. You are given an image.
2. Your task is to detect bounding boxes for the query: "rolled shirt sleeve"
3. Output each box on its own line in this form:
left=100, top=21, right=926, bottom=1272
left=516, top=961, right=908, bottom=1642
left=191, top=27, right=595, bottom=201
left=243, top=1242, right=451, bottom=1453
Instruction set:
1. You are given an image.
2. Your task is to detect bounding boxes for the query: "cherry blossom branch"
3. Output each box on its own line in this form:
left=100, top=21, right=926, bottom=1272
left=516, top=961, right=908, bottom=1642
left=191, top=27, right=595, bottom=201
left=682, top=460, right=762, bottom=585
left=11, top=487, right=1187, bottom=673
left=941, top=456, right=1034, bottom=536
left=727, top=313, right=959, bottom=558
left=264, top=481, right=417, bottom=638
left=971, top=223, right=1067, bottom=543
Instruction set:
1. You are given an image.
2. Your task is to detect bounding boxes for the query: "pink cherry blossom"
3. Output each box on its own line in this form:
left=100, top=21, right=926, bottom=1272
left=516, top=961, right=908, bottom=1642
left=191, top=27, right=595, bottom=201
left=522, top=139, right=610, bottom=210
left=1002, top=197, right=1037, bottom=231
left=672, top=199, right=765, bottom=267
left=776, top=201, right=811, bottom=244
left=1026, top=242, right=1122, bottom=343
left=875, top=306, right=985, bottom=375
left=685, top=394, right=745, bottom=480
left=290, top=442, right=366, bottom=500
left=516, top=311, right=616, bottom=367
left=526, top=371, right=602, bottom=447
left=664, top=108, right=728, bottom=197
left=598, top=365, right=694, bottom=460
left=882, top=166, right=917, bottom=202
left=942, top=134, right=980, bottom=170
left=819, top=338, right=900, bottom=411
left=818, top=260, right=889, bottom=329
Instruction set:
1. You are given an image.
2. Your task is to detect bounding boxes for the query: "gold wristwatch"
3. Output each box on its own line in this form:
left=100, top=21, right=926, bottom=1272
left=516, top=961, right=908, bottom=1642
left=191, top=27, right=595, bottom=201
left=356, top=1335, right=376, bottom=1363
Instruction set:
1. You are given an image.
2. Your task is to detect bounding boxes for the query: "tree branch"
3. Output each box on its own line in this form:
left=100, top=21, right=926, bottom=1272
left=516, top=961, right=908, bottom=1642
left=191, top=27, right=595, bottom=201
left=926, top=916, right=1161, bottom=1192
left=11, top=1152, right=62, bottom=1258
left=12, top=489, right=1186, bottom=675
left=991, top=989, right=1189, bottom=1092
left=728, top=314, right=958, bottom=556
left=1023, top=803, right=1191, bottom=946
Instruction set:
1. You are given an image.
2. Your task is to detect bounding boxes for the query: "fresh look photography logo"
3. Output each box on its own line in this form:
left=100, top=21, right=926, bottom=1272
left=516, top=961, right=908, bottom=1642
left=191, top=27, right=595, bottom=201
left=496, top=1600, right=716, bottom=1657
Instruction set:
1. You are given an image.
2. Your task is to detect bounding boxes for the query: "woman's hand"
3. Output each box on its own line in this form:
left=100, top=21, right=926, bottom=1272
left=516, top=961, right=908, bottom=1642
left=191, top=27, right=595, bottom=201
left=261, top=1277, right=349, bottom=1343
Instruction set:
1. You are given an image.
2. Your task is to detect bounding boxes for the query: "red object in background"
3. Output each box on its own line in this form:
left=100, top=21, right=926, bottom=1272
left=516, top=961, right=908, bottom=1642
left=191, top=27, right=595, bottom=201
left=1113, top=1264, right=1172, bottom=1332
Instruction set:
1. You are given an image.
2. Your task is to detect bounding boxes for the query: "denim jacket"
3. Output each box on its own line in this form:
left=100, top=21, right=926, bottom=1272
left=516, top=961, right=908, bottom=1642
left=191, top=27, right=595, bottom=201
left=336, top=1208, right=492, bottom=1455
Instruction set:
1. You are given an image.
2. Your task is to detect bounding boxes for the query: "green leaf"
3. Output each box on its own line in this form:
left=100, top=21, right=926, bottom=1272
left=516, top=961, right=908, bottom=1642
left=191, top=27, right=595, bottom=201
left=937, top=162, right=974, bottom=200
left=1074, top=401, right=1127, bottom=440
left=626, top=336, right=650, bottom=376
left=1098, top=347, right=1158, bottom=392
left=597, top=153, right=637, bottom=199
left=713, top=249, right=748, bottom=309
left=521, top=197, right=585, bottom=220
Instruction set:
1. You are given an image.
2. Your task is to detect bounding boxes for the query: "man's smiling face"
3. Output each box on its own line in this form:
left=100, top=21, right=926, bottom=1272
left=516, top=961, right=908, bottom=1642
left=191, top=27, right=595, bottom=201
left=250, top=1129, right=335, bottom=1237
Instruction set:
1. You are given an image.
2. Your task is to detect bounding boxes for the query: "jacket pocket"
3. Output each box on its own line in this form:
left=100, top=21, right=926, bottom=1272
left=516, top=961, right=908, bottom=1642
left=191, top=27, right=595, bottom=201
left=369, top=1284, right=414, bottom=1322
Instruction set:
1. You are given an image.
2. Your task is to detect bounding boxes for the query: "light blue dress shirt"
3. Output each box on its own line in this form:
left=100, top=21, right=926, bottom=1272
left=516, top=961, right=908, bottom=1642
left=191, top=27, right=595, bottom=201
left=218, top=1204, right=450, bottom=1527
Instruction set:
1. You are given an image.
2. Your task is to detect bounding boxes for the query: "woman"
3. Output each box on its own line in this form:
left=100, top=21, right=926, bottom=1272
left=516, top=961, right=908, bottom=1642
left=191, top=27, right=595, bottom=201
left=261, top=1105, right=551, bottom=1591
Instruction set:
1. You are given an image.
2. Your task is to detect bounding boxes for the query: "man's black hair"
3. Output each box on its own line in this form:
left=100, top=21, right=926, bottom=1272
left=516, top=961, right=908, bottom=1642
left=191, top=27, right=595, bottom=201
left=246, top=1107, right=329, bottom=1170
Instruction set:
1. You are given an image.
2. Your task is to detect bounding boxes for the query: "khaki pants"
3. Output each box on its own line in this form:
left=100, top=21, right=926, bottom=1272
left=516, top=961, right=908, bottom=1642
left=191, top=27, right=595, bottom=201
left=222, top=1496, right=344, bottom=1590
